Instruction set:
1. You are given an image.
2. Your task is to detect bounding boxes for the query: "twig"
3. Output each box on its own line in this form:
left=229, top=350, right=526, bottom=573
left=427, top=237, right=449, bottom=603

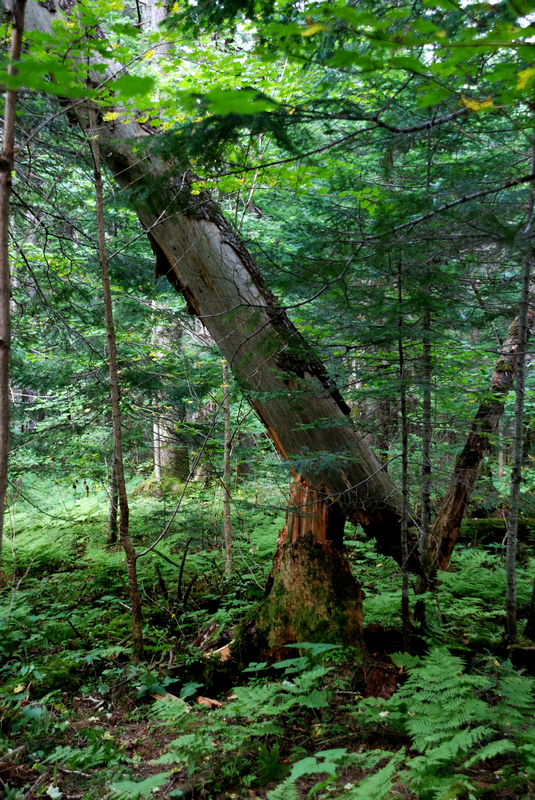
left=182, top=574, right=198, bottom=610
left=23, top=774, right=46, bottom=799
left=0, top=745, right=26, bottom=763
left=177, top=537, right=193, bottom=601
left=58, top=766, right=91, bottom=777
left=64, top=617, right=88, bottom=641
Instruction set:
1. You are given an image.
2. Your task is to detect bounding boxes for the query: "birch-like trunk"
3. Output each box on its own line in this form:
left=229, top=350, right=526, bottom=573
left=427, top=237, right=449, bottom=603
left=153, top=416, right=161, bottom=486
left=0, top=0, right=26, bottom=572
left=88, top=107, right=144, bottom=660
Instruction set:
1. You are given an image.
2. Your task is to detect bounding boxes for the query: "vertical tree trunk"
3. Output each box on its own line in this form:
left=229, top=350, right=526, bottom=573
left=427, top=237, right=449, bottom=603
left=153, top=414, right=161, bottom=486
left=236, top=431, right=255, bottom=478
left=0, top=0, right=26, bottom=572
left=222, top=360, right=233, bottom=575
left=505, top=253, right=531, bottom=639
left=87, top=107, right=144, bottom=660
left=498, top=417, right=505, bottom=480
left=416, top=306, right=432, bottom=595
left=377, top=397, right=391, bottom=470
left=107, top=457, right=118, bottom=544
left=159, top=414, right=190, bottom=482
left=398, top=267, right=410, bottom=650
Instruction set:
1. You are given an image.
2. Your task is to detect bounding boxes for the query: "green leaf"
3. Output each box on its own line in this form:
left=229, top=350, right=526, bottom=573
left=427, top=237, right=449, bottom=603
left=204, top=88, right=275, bottom=115
left=111, top=75, right=155, bottom=100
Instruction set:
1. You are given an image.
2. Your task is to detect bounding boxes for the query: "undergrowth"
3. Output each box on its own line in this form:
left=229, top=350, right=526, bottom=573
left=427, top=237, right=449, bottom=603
left=2, top=481, right=535, bottom=798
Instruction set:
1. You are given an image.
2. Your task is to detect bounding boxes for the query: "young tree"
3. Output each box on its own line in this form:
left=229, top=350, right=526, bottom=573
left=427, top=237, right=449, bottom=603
left=0, top=0, right=26, bottom=571
left=222, top=360, right=233, bottom=575
left=87, top=106, right=144, bottom=660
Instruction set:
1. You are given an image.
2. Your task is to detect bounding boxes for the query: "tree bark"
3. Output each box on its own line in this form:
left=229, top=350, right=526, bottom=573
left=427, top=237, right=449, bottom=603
left=505, top=252, right=531, bottom=639
left=159, top=412, right=190, bottom=482
left=0, top=0, right=26, bottom=573
left=87, top=107, right=144, bottom=661
left=222, top=360, right=233, bottom=575
left=398, top=266, right=410, bottom=650
left=107, top=456, right=118, bottom=544
left=416, top=306, right=432, bottom=596
left=428, top=301, right=535, bottom=571
left=262, top=474, right=365, bottom=651
left=153, top=414, right=161, bottom=487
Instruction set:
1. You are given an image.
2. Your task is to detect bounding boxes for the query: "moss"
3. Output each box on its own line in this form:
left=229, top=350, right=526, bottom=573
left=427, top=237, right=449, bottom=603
left=494, top=359, right=512, bottom=373
left=132, top=476, right=185, bottom=498
left=459, top=517, right=535, bottom=545
left=257, top=533, right=366, bottom=656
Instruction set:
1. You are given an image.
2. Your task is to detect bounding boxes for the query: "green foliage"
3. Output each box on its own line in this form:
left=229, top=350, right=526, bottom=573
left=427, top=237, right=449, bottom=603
left=108, top=772, right=170, bottom=799
left=257, top=743, right=289, bottom=783
left=355, top=648, right=535, bottom=798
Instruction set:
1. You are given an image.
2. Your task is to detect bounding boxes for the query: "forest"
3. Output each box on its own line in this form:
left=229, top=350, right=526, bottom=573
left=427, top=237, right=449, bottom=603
left=4, top=0, right=535, bottom=797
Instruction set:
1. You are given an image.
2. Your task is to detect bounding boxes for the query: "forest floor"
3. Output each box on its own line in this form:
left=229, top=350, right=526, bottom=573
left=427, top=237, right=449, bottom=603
left=1, top=477, right=535, bottom=799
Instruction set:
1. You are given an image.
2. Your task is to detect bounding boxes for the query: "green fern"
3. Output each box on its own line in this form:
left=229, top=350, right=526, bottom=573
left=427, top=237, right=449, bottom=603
left=346, top=750, right=406, bottom=799
left=355, top=647, right=535, bottom=798
left=266, top=776, right=298, bottom=800
left=108, top=772, right=170, bottom=799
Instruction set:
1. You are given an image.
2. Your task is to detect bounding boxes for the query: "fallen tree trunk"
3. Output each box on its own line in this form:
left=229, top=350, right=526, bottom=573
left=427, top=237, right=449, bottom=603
left=428, top=301, right=535, bottom=571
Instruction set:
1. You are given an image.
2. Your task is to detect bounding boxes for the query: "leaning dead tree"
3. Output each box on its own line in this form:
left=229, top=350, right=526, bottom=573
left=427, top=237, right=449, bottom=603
left=7, top=0, right=412, bottom=648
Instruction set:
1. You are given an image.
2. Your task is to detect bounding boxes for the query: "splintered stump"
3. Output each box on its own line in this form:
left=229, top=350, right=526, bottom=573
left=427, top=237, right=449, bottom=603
left=259, top=475, right=366, bottom=655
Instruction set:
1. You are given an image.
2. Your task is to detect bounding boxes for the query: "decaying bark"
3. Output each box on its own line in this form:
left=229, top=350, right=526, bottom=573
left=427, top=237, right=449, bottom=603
left=428, top=301, right=535, bottom=571
left=262, top=474, right=364, bottom=650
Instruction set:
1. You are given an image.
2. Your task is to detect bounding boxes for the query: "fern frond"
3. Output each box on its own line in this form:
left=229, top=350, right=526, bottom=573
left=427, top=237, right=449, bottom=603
left=346, top=750, right=406, bottom=799
left=464, top=738, right=515, bottom=767
left=108, top=771, right=169, bottom=799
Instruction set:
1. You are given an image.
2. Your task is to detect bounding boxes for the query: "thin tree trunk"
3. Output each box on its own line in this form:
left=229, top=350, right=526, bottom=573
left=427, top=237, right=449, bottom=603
left=505, top=252, right=531, bottom=639
left=153, top=415, right=161, bottom=486
left=87, top=107, right=143, bottom=661
left=505, top=134, right=535, bottom=639
left=107, top=457, right=118, bottom=544
left=398, top=266, right=410, bottom=650
left=416, top=306, right=432, bottom=595
left=222, top=360, right=232, bottom=574
left=498, top=417, right=505, bottom=480
left=0, top=0, right=26, bottom=572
